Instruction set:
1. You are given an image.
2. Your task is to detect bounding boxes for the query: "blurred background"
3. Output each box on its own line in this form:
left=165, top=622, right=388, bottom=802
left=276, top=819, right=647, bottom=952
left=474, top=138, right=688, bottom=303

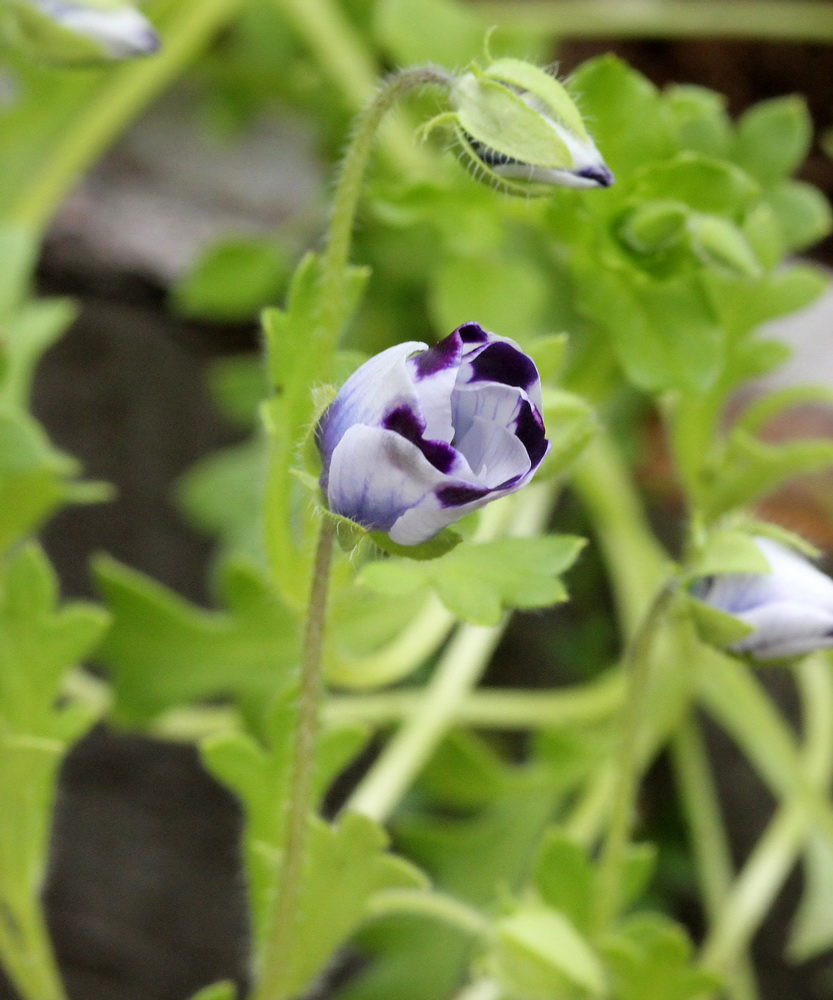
left=2, top=1, right=833, bottom=997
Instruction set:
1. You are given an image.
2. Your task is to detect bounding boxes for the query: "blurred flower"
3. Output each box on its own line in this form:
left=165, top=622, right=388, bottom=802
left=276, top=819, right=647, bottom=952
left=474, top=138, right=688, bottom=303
left=12, top=0, right=159, bottom=61
left=426, top=57, right=612, bottom=193
left=315, top=322, right=550, bottom=546
left=694, top=536, right=833, bottom=659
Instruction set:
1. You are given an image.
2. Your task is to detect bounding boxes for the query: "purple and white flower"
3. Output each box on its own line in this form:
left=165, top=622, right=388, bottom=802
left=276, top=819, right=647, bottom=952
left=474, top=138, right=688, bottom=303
left=694, top=536, right=833, bottom=660
left=315, top=322, right=550, bottom=546
left=32, top=0, right=159, bottom=59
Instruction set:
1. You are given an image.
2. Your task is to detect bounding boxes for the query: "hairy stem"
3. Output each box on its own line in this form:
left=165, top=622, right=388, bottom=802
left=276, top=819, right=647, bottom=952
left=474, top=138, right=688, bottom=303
left=253, top=516, right=336, bottom=1000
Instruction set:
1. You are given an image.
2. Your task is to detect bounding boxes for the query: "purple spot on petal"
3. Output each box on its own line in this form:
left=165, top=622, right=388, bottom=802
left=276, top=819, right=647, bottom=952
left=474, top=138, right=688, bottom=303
left=384, top=406, right=457, bottom=474
left=577, top=164, right=614, bottom=188
left=436, top=484, right=491, bottom=507
left=411, top=332, right=461, bottom=378
left=456, top=322, right=489, bottom=344
left=515, top=400, right=549, bottom=467
left=469, top=342, right=539, bottom=392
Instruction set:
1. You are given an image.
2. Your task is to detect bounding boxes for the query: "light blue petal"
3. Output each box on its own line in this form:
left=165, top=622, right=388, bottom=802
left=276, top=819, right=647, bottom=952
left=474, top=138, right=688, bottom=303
left=732, top=601, right=833, bottom=659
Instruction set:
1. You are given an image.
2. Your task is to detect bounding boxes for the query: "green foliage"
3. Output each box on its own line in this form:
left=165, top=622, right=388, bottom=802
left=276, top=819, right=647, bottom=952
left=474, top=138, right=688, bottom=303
left=358, top=536, right=585, bottom=625
left=603, top=914, right=720, bottom=1000
left=0, top=545, right=108, bottom=997
left=172, top=237, right=290, bottom=321
left=94, top=555, right=300, bottom=725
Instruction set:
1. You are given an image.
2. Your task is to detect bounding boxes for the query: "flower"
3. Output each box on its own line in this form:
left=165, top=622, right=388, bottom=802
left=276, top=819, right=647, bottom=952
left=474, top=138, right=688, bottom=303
left=315, top=322, right=550, bottom=546
left=426, top=57, right=612, bottom=194
left=20, top=0, right=159, bottom=60
left=693, top=536, right=833, bottom=660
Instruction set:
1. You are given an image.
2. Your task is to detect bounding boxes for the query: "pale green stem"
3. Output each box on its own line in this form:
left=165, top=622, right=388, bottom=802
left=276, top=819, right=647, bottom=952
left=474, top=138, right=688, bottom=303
left=471, top=0, right=833, bottom=41
left=671, top=717, right=759, bottom=1000
left=252, top=517, right=336, bottom=1000
left=592, top=579, right=678, bottom=934
left=325, top=670, right=624, bottom=730
left=345, top=483, right=555, bottom=823
left=8, top=0, right=246, bottom=231
left=700, top=654, right=833, bottom=976
left=363, top=888, right=491, bottom=938
left=453, top=981, right=501, bottom=1000
left=571, top=433, right=667, bottom=641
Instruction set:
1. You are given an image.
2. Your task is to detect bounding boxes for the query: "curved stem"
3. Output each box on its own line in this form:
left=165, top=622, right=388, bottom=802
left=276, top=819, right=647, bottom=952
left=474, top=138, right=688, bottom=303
left=325, top=670, right=624, bottom=730
left=253, top=516, right=336, bottom=1000
left=700, top=654, right=833, bottom=974
left=8, top=0, right=246, bottom=231
left=593, top=578, right=678, bottom=934
left=671, top=717, right=759, bottom=1000
left=363, top=888, right=491, bottom=938
left=316, top=65, right=452, bottom=352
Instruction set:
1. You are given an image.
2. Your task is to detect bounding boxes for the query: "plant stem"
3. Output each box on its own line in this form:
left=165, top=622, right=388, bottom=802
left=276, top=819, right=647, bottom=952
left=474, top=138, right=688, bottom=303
left=8, top=0, right=246, bottom=232
left=325, top=670, right=624, bottom=729
left=671, top=717, right=759, bottom=1000
left=0, top=904, right=66, bottom=1000
left=345, top=484, right=554, bottom=823
left=471, top=0, right=833, bottom=42
left=253, top=516, right=336, bottom=1000
left=363, top=888, right=491, bottom=937
left=592, top=578, right=677, bottom=935
left=700, top=654, right=833, bottom=976
left=316, top=65, right=452, bottom=352
left=571, top=433, right=667, bottom=641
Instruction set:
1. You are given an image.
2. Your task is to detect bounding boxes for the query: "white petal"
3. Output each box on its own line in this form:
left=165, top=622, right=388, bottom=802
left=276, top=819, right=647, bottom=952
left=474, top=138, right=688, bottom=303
left=732, top=601, right=833, bottom=660
left=317, top=341, right=426, bottom=463
left=454, top=416, right=531, bottom=486
left=755, top=537, right=833, bottom=613
left=327, top=424, right=450, bottom=532
left=36, top=2, right=159, bottom=57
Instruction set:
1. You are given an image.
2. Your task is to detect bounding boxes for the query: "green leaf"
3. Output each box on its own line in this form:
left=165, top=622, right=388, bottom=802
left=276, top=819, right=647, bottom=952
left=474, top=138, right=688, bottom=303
left=207, top=356, right=269, bottom=430
left=603, top=914, right=719, bottom=1000
left=788, top=833, right=833, bottom=961
left=429, top=249, right=549, bottom=347
left=372, top=0, right=484, bottom=67
left=765, top=180, right=833, bottom=253
left=632, top=153, right=759, bottom=216
left=485, top=906, right=606, bottom=999
left=703, top=430, right=833, bottom=522
left=201, top=691, right=368, bottom=955
left=732, top=95, right=812, bottom=187
left=172, top=238, right=290, bottom=322
left=686, top=528, right=771, bottom=579
left=187, top=983, right=237, bottom=1000
left=0, top=224, right=38, bottom=316
left=0, top=545, right=106, bottom=937
left=0, top=298, right=76, bottom=409
left=533, top=830, right=594, bottom=934
left=528, top=333, right=569, bottom=382
left=686, top=596, right=754, bottom=649
left=283, top=812, right=426, bottom=996
left=540, top=389, right=597, bottom=479
left=358, top=536, right=585, bottom=626
left=567, top=56, right=674, bottom=179
left=689, top=216, right=761, bottom=279
left=665, top=85, right=731, bottom=158
left=176, top=437, right=267, bottom=565
left=93, top=555, right=300, bottom=724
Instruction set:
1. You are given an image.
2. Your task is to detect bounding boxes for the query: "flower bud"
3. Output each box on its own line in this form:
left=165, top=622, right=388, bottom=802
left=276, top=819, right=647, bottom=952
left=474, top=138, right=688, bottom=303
left=692, top=536, right=833, bottom=660
left=315, top=323, right=550, bottom=546
left=9, top=0, right=159, bottom=61
left=430, top=58, right=612, bottom=194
